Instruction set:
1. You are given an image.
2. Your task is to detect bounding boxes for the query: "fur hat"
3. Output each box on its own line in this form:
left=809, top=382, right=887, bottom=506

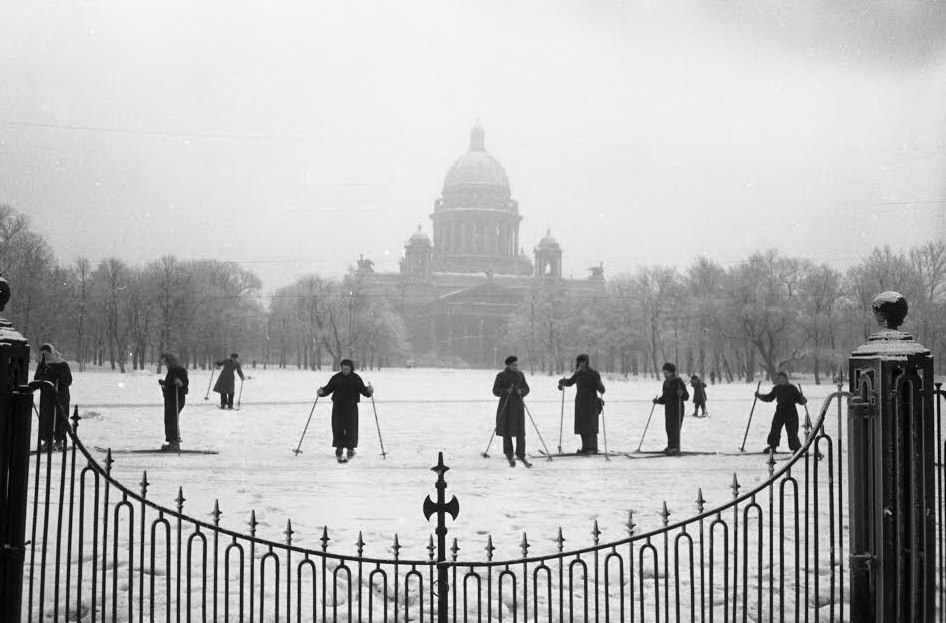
left=504, top=355, right=518, bottom=366
left=340, top=358, right=355, bottom=370
left=662, top=362, right=676, bottom=374
left=230, top=353, right=239, bottom=359
left=576, top=354, right=589, bottom=366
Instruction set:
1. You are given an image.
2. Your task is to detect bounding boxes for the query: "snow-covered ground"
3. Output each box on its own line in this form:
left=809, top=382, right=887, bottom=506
left=54, top=366, right=843, bottom=560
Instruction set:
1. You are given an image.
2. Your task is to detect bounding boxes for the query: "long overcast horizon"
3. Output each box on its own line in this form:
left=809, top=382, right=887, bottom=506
left=1, top=0, right=944, bottom=291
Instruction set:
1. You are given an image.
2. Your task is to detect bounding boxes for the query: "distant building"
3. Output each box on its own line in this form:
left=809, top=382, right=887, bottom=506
left=357, top=124, right=604, bottom=367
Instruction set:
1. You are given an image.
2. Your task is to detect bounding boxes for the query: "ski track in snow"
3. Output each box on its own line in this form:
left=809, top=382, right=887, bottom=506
left=52, top=367, right=842, bottom=560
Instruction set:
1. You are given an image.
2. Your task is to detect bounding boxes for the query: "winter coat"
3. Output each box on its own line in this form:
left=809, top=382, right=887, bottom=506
left=213, top=358, right=244, bottom=395
left=690, top=378, right=707, bottom=406
left=34, top=360, right=72, bottom=425
left=161, top=364, right=189, bottom=408
left=319, top=371, right=372, bottom=448
left=493, top=368, right=530, bottom=437
left=560, top=367, right=605, bottom=435
left=655, top=376, right=689, bottom=419
left=757, top=384, right=806, bottom=419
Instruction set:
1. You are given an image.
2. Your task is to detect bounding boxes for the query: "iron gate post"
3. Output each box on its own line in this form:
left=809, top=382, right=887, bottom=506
left=848, top=291, right=935, bottom=621
left=0, top=275, right=32, bottom=623
left=423, top=452, right=459, bottom=623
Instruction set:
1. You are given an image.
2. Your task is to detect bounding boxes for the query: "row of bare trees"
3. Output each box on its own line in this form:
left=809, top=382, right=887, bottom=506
left=510, top=244, right=946, bottom=382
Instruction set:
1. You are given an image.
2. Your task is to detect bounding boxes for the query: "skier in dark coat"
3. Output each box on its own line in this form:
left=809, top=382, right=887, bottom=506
left=493, top=355, right=530, bottom=466
left=756, top=371, right=807, bottom=453
left=689, top=374, right=707, bottom=417
left=652, top=362, right=689, bottom=455
left=159, top=353, right=189, bottom=450
left=558, top=354, right=605, bottom=454
left=213, top=353, right=245, bottom=409
left=317, top=358, right=373, bottom=462
left=33, top=343, right=72, bottom=450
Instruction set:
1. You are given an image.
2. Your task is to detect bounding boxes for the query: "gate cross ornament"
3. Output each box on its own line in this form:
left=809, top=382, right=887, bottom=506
left=423, top=452, right=459, bottom=623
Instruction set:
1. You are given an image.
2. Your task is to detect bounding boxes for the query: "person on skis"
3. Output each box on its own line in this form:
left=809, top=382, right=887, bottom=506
left=317, top=358, right=373, bottom=463
left=689, top=374, right=707, bottom=417
left=493, top=355, right=530, bottom=467
left=558, top=354, right=605, bottom=455
left=33, top=343, right=73, bottom=450
left=755, top=371, right=807, bottom=454
left=652, top=362, right=688, bottom=455
left=213, top=353, right=245, bottom=409
left=159, top=353, right=189, bottom=451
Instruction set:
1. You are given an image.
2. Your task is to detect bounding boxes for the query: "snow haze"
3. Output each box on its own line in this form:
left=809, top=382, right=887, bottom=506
left=1, top=1, right=944, bottom=288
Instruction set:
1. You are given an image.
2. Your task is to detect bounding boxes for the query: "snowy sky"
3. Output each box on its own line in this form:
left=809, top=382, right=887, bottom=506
left=1, top=0, right=944, bottom=289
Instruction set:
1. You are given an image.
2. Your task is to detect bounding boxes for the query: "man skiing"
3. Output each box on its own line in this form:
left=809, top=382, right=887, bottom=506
left=493, top=355, right=530, bottom=467
left=755, top=371, right=807, bottom=454
left=159, top=353, right=189, bottom=451
left=213, top=353, right=245, bottom=409
left=33, top=343, right=72, bottom=450
left=558, top=354, right=605, bottom=454
left=652, top=362, right=688, bottom=455
left=316, top=358, right=373, bottom=463
left=689, top=374, right=707, bottom=417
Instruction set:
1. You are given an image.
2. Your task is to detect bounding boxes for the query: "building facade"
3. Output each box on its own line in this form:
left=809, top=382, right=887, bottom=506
left=358, top=124, right=605, bottom=367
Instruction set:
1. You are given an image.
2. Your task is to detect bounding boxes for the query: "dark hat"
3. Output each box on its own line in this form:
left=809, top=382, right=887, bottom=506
left=576, top=354, right=589, bottom=365
left=662, top=362, right=676, bottom=374
left=504, top=355, right=518, bottom=366
left=230, top=353, right=239, bottom=358
left=340, top=358, right=355, bottom=370
left=39, top=343, right=52, bottom=353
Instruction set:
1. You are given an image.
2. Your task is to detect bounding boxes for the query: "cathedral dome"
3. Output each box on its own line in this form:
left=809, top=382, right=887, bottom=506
left=443, top=124, right=510, bottom=190
left=536, top=229, right=561, bottom=250
left=407, top=225, right=431, bottom=246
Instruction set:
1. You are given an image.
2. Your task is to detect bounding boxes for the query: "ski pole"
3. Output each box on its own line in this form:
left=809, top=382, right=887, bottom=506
left=236, top=378, right=244, bottom=411
left=636, top=400, right=658, bottom=452
left=522, top=402, right=553, bottom=461
left=600, top=400, right=610, bottom=462
left=174, top=382, right=181, bottom=456
left=204, top=367, right=216, bottom=400
left=557, top=385, right=565, bottom=454
left=799, top=383, right=813, bottom=441
left=739, top=381, right=763, bottom=453
left=369, top=389, right=387, bottom=459
left=481, top=393, right=511, bottom=458
left=292, top=395, right=319, bottom=456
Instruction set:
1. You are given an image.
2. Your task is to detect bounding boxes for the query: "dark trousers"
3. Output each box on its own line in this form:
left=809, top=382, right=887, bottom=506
left=164, top=392, right=185, bottom=442
left=580, top=432, right=598, bottom=452
left=219, top=392, right=234, bottom=408
left=767, top=411, right=801, bottom=450
left=332, top=405, right=359, bottom=449
left=692, top=400, right=706, bottom=416
left=503, top=434, right=525, bottom=459
left=665, top=408, right=683, bottom=450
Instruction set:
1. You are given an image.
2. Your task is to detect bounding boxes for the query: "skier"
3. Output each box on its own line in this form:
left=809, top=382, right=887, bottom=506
left=159, top=353, right=189, bottom=451
left=652, top=362, right=689, bottom=455
left=558, top=354, right=605, bottom=454
left=493, top=355, right=530, bottom=467
left=316, top=358, right=373, bottom=463
left=689, top=374, right=707, bottom=417
left=33, top=343, right=72, bottom=450
left=755, top=371, right=807, bottom=454
left=212, top=353, right=245, bottom=409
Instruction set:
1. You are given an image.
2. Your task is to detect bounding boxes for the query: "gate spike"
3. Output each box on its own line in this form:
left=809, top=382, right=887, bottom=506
left=730, top=473, right=741, bottom=498
left=451, top=538, right=460, bottom=562
left=427, top=535, right=436, bottom=562
left=695, top=489, right=705, bottom=513
left=356, top=531, right=365, bottom=557
left=320, top=527, right=330, bottom=552
left=485, top=535, right=495, bottom=562
left=139, top=471, right=149, bottom=498
left=625, top=512, right=636, bottom=537
left=767, top=451, right=776, bottom=475
left=211, top=500, right=222, bottom=526
left=660, top=502, right=671, bottom=526
left=591, top=520, right=601, bottom=545
left=175, top=487, right=186, bottom=512
left=391, top=534, right=401, bottom=560
left=104, top=449, right=114, bottom=474
left=520, top=533, right=530, bottom=558
left=555, top=527, right=566, bottom=551
left=284, top=519, right=293, bottom=545
left=248, top=510, right=258, bottom=536
left=70, top=405, right=81, bottom=432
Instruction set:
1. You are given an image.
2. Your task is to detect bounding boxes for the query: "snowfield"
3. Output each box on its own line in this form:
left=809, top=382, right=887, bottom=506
left=55, top=366, right=842, bottom=560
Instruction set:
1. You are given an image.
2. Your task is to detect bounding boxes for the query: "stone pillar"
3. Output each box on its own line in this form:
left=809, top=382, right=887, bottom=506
left=848, top=291, right=935, bottom=622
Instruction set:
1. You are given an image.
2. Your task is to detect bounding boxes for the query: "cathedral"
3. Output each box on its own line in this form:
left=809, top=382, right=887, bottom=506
left=357, top=124, right=605, bottom=367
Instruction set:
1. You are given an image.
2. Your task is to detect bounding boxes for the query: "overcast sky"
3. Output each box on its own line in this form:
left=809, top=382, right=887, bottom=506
left=1, top=0, right=944, bottom=290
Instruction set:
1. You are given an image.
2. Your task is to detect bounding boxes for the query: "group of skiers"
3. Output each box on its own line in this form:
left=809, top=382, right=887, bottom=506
left=31, top=342, right=806, bottom=462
